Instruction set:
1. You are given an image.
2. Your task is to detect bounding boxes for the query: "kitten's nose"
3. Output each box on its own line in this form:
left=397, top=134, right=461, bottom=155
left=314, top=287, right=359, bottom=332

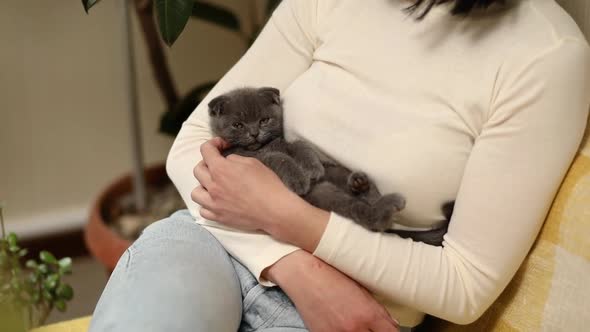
left=249, top=129, right=259, bottom=137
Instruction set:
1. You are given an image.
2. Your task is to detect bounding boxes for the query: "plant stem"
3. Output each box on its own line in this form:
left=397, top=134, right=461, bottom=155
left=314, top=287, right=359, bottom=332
left=133, top=0, right=179, bottom=108
left=0, top=205, right=5, bottom=239
left=249, top=0, right=260, bottom=37
left=122, top=0, right=148, bottom=212
left=38, top=303, right=51, bottom=327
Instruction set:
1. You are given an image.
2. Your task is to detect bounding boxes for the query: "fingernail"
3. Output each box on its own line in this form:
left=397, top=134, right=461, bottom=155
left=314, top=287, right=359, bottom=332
left=393, top=318, right=400, bottom=328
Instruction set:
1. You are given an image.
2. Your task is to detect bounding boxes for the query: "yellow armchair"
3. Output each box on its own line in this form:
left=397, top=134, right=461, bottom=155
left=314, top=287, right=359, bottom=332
left=31, top=317, right=91, bottom=332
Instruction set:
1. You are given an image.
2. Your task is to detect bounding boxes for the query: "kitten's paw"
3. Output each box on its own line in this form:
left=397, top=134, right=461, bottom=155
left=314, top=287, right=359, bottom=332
left=379, top=193, right=406, bottom=212
left=366, top=194, right=406, bottom=232
left=348, top=172, right=371, bottom=194
left=307, top=161, right=325, bottom=181
left=285, top=176, right=311, bottom=196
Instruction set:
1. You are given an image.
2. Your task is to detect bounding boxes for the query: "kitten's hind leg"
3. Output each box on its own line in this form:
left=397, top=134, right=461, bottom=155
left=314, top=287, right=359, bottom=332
left=305, top=182, right=405, bottom=232
left=305, top=181, right=373, bottom=224
left=260, top=152, right=310, bottom=195
left=322, top=166, right=380, bottom=203
left=343, top=170, right=382, bottom=205
left=365, top=193, right=406, bottom=232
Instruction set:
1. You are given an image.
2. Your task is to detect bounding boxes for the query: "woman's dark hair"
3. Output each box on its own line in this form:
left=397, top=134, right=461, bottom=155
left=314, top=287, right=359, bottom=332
left=407, top=0, right=506, bottom=19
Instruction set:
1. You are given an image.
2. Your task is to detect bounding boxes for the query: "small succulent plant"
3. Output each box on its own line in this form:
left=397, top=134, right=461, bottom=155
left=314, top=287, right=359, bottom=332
left=0, top=205, right=74, bottom=331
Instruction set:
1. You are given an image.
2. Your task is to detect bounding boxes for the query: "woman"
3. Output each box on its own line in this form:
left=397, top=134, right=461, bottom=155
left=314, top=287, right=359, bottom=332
left=90, top=0, right=590, bottom=331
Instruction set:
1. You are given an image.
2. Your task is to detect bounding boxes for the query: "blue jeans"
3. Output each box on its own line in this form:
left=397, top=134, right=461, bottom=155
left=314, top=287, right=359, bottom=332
left=89, top=210, right=307, bottom=332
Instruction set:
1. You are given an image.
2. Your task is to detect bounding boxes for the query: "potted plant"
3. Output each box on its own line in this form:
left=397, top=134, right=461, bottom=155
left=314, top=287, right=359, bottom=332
left=82, top=0, right=281, bottom=272
left=0, top=205, right=75, bottom=331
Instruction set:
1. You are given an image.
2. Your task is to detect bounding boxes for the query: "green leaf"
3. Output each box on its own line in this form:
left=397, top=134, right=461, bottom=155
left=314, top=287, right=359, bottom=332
left=7, top=233, right=17, bottom=247
left=266, top=0, right=282, bottom=15
left=56, top=284, right=74, bottom=301
left=82, top=0, right=101, bottom=13
left=58, top=257, right=73, bottom=275
left=25, top=260, right=37, bottom=269
left=18, top=249, right=27, bottom=257
left=8, top=245, right=19, bottom=253
left=191, top=1, right=240, bottom=31
left=55, top=299, right=67, bottom=312
left=40, top=251, right=57, bottom=264
left=43, top=274, right=59, bottom=291
left=28, top=272, right=38, bottom=284
left=42, top=289, right=53, bottom=301
left=159, top=81, right=216, bottom=136
left=154, top=0, right=194, bottom=46
left=37, top=264, right=48, bottom=274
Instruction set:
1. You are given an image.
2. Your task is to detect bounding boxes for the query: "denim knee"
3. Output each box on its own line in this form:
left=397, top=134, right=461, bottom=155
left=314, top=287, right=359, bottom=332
left=137, top=209, right=215, bottom=244
left=90, top=209, right=243, bottom=332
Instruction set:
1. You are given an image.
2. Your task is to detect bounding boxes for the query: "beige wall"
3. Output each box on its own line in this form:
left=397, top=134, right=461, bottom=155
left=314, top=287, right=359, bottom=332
left=558, top=0, right=590, bottom=40
left=0, top=0, right=255, bottom=231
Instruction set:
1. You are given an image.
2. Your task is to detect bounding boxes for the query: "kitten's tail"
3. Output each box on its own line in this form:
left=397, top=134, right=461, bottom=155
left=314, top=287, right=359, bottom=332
left=442, top=200, right=455, bottom=221
left=386, top=200, right=455, bottom=247
left=388, top=224, right=448, bottom=246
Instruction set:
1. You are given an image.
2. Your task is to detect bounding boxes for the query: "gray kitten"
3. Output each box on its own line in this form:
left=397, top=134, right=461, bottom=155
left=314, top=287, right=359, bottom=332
left=208, top=87, right=452, bottom=245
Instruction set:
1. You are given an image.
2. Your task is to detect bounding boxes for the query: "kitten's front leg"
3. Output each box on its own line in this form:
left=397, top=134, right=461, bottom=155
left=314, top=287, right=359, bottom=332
left=287, top=140, right=325, bottom=181
left=260, top=152, right=311, bottom=195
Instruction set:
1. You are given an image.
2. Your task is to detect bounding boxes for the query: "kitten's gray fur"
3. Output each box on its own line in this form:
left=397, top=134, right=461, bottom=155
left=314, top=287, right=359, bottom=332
left=208, top=87, right=452, bottom=246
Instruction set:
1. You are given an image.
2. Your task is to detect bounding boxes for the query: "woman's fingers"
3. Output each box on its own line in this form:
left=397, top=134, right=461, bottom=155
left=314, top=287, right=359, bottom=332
left=226, top=154, right=246, bottom=162
left=193, top=160, right=213, bottom=188
left=199, top=207, right=219, bottom=221
left=370, top=317, right=400, bottom=332
left=209, top=137, right=231, bottom=150
left=369, top=304, right=399, bottom=332
left=226, top=153, right=259, bottom=165
left=191, top=185, right=214, bottom=209
left=200, top=138, right=228, bottom=170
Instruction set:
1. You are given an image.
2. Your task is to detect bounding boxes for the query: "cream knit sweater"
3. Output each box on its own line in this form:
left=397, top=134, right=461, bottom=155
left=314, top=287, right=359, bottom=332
left=167, top=0, right=590, bottom=326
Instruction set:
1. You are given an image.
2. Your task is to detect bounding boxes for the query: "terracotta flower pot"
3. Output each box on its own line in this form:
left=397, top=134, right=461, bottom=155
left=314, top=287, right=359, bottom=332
left=84, top=163, right=170, bottom=273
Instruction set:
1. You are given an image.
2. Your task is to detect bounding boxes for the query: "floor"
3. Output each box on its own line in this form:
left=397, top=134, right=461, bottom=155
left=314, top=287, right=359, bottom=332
left=46, top=257, right=107, bottom=324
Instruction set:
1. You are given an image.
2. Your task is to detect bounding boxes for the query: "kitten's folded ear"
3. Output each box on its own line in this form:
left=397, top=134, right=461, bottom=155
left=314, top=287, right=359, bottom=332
left=258, top=87, right=281, bottom=105
left=208, top=95, right=229, bottom=117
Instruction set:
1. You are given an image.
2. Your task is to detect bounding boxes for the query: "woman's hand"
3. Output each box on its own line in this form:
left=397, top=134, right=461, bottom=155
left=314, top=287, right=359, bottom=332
left=192, top=138, right=329, bottom=251
left=264, top=250, right=400, bottom=332
left=192, top=138, right=294, bottom=232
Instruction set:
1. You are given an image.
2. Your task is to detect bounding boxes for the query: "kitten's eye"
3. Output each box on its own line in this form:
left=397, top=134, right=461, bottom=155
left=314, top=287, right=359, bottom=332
left=260, top=118, right=270, bottom=125
left=232, top=122, right=243, bottom=129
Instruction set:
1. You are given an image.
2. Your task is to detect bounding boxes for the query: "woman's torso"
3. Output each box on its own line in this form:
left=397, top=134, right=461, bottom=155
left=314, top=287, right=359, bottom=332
left=281, top=0, right=583, bottom=231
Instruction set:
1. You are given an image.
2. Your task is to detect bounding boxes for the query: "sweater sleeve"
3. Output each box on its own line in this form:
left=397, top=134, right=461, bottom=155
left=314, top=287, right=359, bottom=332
left=313, top=38, right=590, bottom=324
left=166, top=0, right=318, bottom=285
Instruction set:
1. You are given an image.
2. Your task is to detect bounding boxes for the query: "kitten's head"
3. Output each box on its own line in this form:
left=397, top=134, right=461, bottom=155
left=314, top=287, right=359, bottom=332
left=208, top=87, right=283, bottom=150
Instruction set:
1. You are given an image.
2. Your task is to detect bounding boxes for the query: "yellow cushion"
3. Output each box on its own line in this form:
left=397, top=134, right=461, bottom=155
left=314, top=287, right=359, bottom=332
left=432, top=119, right=590, bottom=331
left=31, top=316, right=91, bottom=332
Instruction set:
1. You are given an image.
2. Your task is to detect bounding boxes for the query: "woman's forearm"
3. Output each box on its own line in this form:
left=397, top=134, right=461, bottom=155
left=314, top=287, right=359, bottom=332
left=262, top=249, right=400, bottom=332
left=262, top=249, right=312, bottom=284
left=267, top=195, right=330, bottom=253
